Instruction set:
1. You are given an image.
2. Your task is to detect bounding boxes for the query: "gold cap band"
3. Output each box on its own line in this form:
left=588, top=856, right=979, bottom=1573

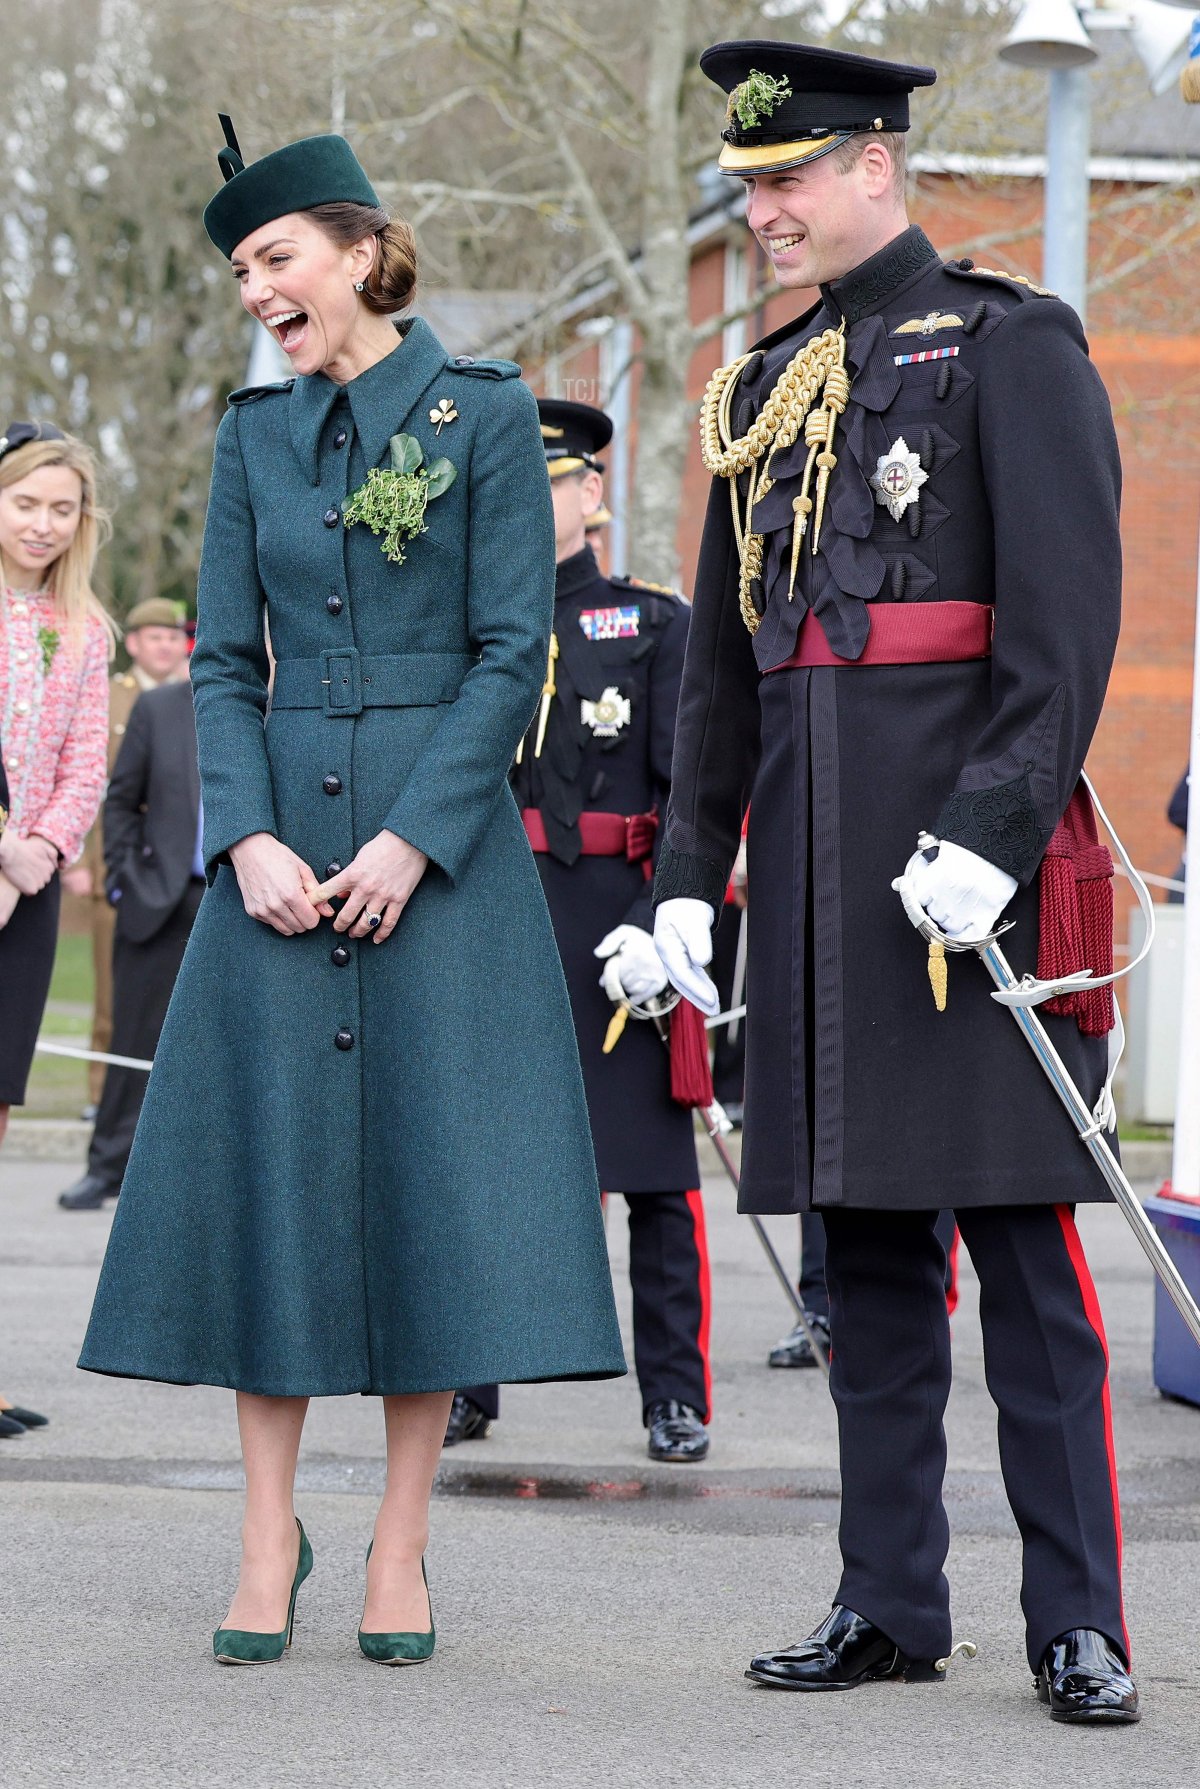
left=717, top=132, right=843, bottom=175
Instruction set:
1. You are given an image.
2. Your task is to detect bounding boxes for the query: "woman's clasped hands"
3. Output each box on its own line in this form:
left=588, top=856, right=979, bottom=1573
left=229, top=830, right=428, bottom=942
left=0, top=830, right=59, bottom=897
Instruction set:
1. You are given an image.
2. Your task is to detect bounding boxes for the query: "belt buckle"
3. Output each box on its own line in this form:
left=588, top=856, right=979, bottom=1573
left=321, top=647, right=362, bottom=716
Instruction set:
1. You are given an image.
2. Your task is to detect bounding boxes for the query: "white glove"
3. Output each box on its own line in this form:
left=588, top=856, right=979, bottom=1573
left=652, top=898, right=719, bottom=1015
left=594, top=924, right=670, bottom=1003
left=898, top=837, right=1018, bottom=943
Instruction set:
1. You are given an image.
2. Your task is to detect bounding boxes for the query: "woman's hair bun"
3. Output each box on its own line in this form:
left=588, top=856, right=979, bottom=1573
left=305, top=202, right=418, bottom=315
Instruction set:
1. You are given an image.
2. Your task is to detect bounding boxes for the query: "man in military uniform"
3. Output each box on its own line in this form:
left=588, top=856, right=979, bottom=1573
left=654, top=42, right=1138, bottom=1721
left=69, top=599, right=189, bottom=1111
left=447, top=399, right=712, bottom=1464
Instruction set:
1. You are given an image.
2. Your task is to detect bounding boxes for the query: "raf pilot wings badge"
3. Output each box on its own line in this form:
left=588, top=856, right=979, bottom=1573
left=893, top=311, right=965, bottom=337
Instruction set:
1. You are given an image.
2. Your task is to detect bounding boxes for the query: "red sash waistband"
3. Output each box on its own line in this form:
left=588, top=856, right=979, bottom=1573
left=768, top=601, right=994, bottom=671
left=522, top=808, right=657, bottom=862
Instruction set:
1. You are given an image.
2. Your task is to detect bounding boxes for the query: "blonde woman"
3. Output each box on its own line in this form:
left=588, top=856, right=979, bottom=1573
left=0, top=421, right=112, bottom=1434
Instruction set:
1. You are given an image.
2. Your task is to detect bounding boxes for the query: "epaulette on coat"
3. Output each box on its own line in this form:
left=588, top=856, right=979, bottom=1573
left=445, top=356, right=521, bottom=380
left=227, top=379, right=296, bottom=406
left=943, top=260, right=1057, bottom=301
left=613, top=573, right=687, bottom=603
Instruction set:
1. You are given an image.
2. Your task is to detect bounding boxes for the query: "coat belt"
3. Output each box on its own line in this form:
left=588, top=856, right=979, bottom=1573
left=768, top=601, right=994, bottom=672
left=271, top=648, right=478, bottom=716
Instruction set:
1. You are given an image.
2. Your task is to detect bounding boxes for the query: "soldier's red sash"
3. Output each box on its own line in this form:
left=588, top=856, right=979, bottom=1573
left=768, top=600, right=994, bottom=671
left=522, top=808, right=657, bottom=862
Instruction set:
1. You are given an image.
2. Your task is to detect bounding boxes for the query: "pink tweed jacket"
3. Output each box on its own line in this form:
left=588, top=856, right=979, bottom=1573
left=1, top=586, right=109, bottom=864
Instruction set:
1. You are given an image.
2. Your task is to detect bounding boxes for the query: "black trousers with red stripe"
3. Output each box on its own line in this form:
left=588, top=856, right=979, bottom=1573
left=461, top=1190, right=712, bottom=1426
left=821, top=1203, right=1127, bottom=1672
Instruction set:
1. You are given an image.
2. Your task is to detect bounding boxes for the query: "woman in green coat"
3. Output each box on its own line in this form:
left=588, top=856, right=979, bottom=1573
left=79, top=125, right=624, bottom=1664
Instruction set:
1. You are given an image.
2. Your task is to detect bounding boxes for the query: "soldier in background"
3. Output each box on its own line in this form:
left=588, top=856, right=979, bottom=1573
left=67, top=599, right=189, bottom=1113
left=447, top=399, right=712, bottom=1464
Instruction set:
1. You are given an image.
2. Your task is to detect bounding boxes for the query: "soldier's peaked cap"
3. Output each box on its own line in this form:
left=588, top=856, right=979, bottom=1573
left=700, top=41, right=936, bottom=178
left=203, top=115, right=380, bottom=258
left=537, top=399, right=613, bottom=479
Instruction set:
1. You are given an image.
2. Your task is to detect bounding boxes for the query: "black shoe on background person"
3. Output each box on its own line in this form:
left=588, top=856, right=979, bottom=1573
left=58, top=1174, right=119, bottom=1211
left=1036, top=1630, right=1140, bottom=1723
left=0, top=1413, right=28, bottom=1439
left=747, top=1605, right=947, bottom=1691
left=767, top=1313, right=831, bottom=1369
left=646, top=1400, right=709, bottom=1462
left=443, top=1394, right=491, bottom=1448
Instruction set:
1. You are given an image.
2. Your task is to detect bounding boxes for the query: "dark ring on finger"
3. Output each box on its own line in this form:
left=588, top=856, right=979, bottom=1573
left=366, top=912, right=383, bottom=930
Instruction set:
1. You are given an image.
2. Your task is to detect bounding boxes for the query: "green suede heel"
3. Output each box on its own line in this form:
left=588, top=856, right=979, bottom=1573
left=358, top=1546, right=435, bottom=1665
left=213, top=1519, right=313, bottom=1665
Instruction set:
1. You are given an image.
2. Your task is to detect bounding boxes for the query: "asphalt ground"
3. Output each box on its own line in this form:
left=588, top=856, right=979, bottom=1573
left=3, top=1142, right=1199, bottom=1789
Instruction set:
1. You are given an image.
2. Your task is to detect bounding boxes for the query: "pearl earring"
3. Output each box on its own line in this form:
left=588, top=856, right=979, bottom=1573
left=354, top=280, right=365, bottom=292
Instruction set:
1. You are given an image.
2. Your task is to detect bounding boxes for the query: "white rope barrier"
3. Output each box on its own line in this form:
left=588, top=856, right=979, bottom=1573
left=34, top=1040, right=153, bottom=1072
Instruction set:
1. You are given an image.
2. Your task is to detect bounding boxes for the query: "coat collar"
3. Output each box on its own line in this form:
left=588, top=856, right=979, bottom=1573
left=818, top=225, right=940, bottom=327
left=287, top=316, right=451, bottom=485
left=555, top=544, right=603, bottom=602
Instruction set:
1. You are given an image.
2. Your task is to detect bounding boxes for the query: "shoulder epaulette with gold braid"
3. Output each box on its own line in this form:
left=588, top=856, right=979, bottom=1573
left=947, top=262, right=1056, bottom=298
left=699, top=323, right=849, bottom=635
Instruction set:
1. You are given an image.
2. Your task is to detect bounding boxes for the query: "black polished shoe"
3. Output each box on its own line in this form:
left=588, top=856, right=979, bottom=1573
left=0, top=1413, right=27, bottom=1439
left=767, top=1313, right=831, bottom=1369
left=58, top=1174, right=119, bottom=1211
left=3, top=1405, right=47, bottom=1428
left=1036, top=1630, right=1140, bottom=1724
left=646, top=1400, right=710, bottom=1463
left=747, top=1604, right=949, bottom=1691
left=443, top=1394, right=491, bottom=1448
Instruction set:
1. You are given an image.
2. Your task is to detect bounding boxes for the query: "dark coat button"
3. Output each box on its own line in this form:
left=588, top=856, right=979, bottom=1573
left=331, top=945, right=351, bottom=967
left=326, top=593, right=344, bottom=615
left=325, top=860, right=342, bottom=878
left=335, top=1028, right=354, bottom=1051
left=334, top=428, right=347, bottom=448
left=323, top=507, right=340, bottom=527
left=322, top=774, right=343, bottom=796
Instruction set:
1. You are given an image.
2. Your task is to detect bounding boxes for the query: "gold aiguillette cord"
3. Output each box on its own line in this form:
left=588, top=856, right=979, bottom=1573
left=533, top=632, right=559, bottom=759
left=516, top=631, right=559, bottom=766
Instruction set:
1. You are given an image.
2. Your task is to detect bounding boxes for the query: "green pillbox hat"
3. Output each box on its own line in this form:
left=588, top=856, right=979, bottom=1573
left=203, top=117, right=380, bottom=258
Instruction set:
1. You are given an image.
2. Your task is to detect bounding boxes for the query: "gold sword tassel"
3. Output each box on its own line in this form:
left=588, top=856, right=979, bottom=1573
left=602, top=1003, right=630, bottom=1054
left=533, top=631, right=560, bottom=759
left=927, top=939, right=948, bottom=1013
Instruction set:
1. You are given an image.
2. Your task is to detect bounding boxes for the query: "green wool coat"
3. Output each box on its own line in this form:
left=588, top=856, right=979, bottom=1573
left=80, top=318, right=626, bottom=1396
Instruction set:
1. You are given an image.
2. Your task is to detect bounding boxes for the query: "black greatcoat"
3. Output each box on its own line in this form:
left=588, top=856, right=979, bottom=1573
left=655, top=227, right=1122, bottom=1215
left=512, top=545, right=699, bottom=1193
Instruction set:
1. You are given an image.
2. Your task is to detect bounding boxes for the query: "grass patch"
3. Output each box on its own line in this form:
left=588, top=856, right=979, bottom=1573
left=48, top=930, right=95, bottom=1008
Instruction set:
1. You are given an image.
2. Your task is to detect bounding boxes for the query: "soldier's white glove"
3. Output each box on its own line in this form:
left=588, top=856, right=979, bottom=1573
left=594, top=924, right=670, bottom=1003
left=652, top=898, right=719, bottom=1015
left=898, top=838, right=1018, bottom=944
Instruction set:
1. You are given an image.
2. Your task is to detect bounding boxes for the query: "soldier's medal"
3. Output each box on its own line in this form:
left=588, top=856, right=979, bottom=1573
left=927, top=939, right=948, bottom=1013
left=871, top=437, right=927, bottom=523
left=580, top=686, right=631, bottom=739
left=893, top=311, right=965, bottom=337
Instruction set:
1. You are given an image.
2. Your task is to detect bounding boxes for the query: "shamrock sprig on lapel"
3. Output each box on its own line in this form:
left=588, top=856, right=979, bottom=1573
left=342, top=432, right=457, bottom=567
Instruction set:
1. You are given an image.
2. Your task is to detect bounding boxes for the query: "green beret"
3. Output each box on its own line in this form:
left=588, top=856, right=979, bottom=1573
left=203, top=120, right=380, bottom=259
left=125, top=598, right=186, bottom=632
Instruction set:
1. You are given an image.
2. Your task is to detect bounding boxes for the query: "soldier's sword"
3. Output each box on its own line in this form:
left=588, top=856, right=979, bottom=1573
left=625, top=991, right=831, bottom=1375
left=695, top=1098, right=831, bottom=1378
left=893, top=877, right=1200, bottom=1352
